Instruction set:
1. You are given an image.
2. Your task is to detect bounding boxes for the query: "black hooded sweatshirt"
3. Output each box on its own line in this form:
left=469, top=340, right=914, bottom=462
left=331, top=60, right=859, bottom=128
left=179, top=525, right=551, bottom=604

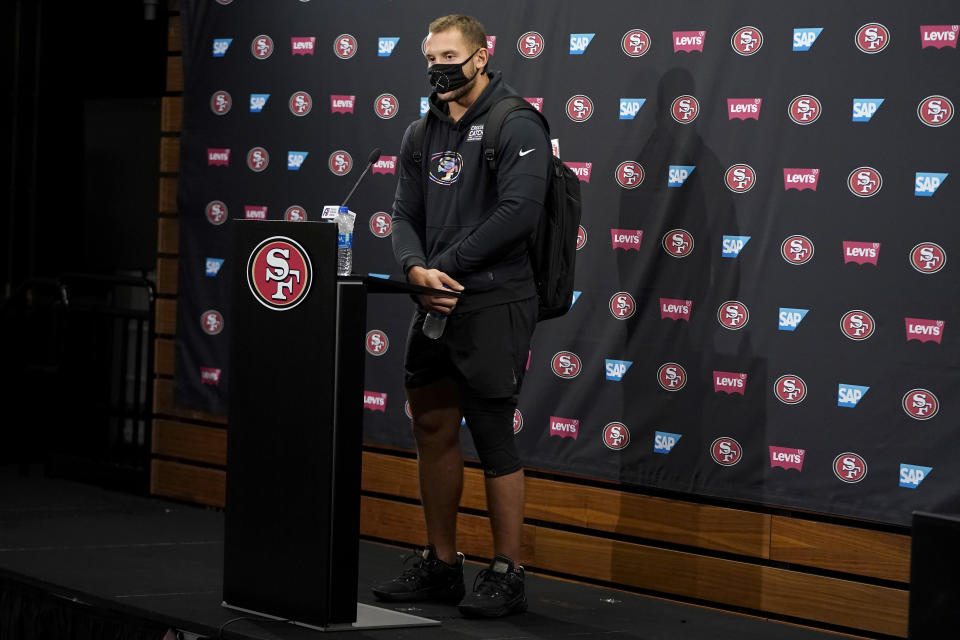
left=391, top=71, right=550, bottom=313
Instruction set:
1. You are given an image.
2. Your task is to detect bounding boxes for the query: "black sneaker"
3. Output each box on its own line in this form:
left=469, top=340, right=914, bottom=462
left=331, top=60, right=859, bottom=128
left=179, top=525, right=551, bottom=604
left=371, top=545, right=466, bottom=603
left=458, top=554, right=527, bottom=618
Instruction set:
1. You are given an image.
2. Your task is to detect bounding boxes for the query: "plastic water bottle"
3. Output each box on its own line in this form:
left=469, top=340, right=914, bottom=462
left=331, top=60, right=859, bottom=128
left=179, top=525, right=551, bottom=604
left=336, top=206, right=354, bottom=276
left=422, top=312, right=447, bottom=339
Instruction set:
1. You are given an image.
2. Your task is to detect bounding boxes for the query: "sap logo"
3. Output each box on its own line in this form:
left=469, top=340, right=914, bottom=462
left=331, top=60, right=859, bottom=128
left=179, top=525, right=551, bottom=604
left=619, top=98, right=646, bottom=120
left=900, top=464, right=932, bottom=489
left=852, top=98, right=884, bottom=122
left=205, top=258, right=224, bottom=276
left=213, top=38, right=232, bottom=57
left=250, top=94, right=270, bottom=112
left=570, top=290, right=582, bottom=309
left=570, top=33, right=595, bottom=54
left=378, top=37, right=399, bottom=56
left=722, top=235, right=750, bottom=258
left=838, top=384, right=869, bottom=408
left=915, top=172, right=948, bottom=197
left=668, top=165, right=695, bottom=187
left=605, top=359, right=633, bottom=381
left=654, top=431, right=682, bottom=454
left=778, top=308, right=809, bottom=331
left=287, top=151, right=308, bottom=170
left=420, top=97, right=429, bottom=116
left=792, top=28, right=823, bottom=51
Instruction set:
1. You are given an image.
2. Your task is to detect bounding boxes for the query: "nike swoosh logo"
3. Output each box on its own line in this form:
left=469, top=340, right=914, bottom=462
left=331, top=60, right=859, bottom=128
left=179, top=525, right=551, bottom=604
left=519, top=148, right=536, bottom=157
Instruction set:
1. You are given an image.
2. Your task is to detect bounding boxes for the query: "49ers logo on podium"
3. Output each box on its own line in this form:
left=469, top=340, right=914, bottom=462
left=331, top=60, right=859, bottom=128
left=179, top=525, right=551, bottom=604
left=621, top=29, right=651, bottom=57
left=251, top=35, right=274, bottom=59
left=288, top=91, right=312, bottom=116
left=657, top=362, right=687, bottom=391
left=370, top=212, right=392, bottom=238
left=551, top=351, right=581, bottom=378
left=731, top=26, right=763, bottom=55
left=788, top=95, right=821, bottom=125
left=247, top=236, right=312, bottom=311
left=210, top=90, right=232, bottom=115
left=910, top=242, right=946, bottom=274
left=917, top=95, right=954, bottom=127
left=711, top=437, right=742, bottom=466
left=365, top=330, right=389, bottom=356
left=333, top=34, right=358, bottom=59
left=284, top=205, right=307, bottom=222
left=603, top=422, right=630, bottom=450
left=566, top=95, right=594, bottom=122
left=717, top=301, right=749, bottom=330
left=517, top=31, right=545, bottom=58
left=662, top=229, right=694, bottom=257
left=841, top=310, right=875, bottom=340
left=847, top=167, right=882, bottom=197
left=774, top=374, right=807, bottom=404
left=856, top=23, right=890, bottom=54
left=609, top=292, right=636, bottom=320
left=671, top=95, right=699, bottom=123
left=902, top=388, right=939, bottom=420
left=833, top=452, right=868, bottom=483
left=781, top=235, right=814, bottom=265
left=725, top=164, right=756, bottom=193
left=615, top=161, right=644, bottom=188
left=328, top=150, right=353, bottom=176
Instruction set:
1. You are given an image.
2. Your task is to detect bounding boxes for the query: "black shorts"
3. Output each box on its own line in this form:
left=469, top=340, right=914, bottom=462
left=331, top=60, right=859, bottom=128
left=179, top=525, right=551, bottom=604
left=404, top=296, right=538, bottom=398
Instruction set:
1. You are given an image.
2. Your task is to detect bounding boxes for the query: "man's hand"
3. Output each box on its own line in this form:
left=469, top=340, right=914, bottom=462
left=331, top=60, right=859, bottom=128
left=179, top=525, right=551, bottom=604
left=407, top=266, right=464, bottom=314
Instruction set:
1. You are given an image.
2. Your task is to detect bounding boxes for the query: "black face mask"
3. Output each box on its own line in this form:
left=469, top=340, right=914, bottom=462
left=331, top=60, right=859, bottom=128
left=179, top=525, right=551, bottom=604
left=427, top=48, right=481, bottom=93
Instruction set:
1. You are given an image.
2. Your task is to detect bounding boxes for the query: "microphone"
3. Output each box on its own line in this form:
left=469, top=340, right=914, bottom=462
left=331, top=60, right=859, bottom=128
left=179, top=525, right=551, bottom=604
left=340, top=148, right=382, bottom=208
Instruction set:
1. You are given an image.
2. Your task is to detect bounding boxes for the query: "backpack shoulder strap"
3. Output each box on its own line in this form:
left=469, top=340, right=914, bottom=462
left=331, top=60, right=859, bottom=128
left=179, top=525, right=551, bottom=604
left=410, top=114, right=430, bottom=166
left=481, top=96, right=550, bottom=171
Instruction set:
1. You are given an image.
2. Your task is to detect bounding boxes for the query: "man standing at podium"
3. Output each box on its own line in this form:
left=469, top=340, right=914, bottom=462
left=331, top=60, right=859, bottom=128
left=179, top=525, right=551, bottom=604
left=372, top=14, right=550, bottom=618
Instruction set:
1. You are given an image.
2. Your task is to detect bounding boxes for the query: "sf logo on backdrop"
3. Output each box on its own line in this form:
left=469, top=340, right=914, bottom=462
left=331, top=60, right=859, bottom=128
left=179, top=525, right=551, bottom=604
left=246, top=236, right=312, bottom=311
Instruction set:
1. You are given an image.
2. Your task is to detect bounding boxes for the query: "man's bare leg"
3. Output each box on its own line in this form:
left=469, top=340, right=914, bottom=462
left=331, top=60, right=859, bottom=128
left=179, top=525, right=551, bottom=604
left=407, top=377, right=463, bottom=565
left=484, top=469, right=525, bottom=562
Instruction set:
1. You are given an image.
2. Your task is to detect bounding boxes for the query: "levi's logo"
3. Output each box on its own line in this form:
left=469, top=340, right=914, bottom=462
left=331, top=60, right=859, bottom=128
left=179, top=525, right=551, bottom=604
left=906, top=318, right=944, bottom=343
left=372, top=156, right=398, bottom=175
left=920, top=25, right=959, bottom=49
left=714, top=371, right=747, bottom=395
left=200, top=367, right=221, bottom=386
left=843, top=241, right=881, bottom=265
left=363, top=391, right=387, bottom=412
left=728, top=98, right=761, bottom=120
left=783, top=168, right=820, bottom=191
left=610, top=228, right=642, bottom=250
left=660, top=298, right=692, bottom=321
left=673, top=31, right=706, bottom=52
left=207, top=148, right=230, bottom=166
left=244, top=206, right=267, bottom=220
left=769, top=446, right=805, bottom=471
left=291, top=37, right=316, bottom=55
left=564, top=162, right=592, bottom=182
left=549, top=416, right=579, bottom=439
left=330, top=95, right=355, bottom=114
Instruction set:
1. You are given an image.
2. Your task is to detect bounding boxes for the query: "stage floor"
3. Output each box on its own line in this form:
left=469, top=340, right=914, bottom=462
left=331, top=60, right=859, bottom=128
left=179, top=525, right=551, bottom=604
left=0, top=467, right=853, bottom=639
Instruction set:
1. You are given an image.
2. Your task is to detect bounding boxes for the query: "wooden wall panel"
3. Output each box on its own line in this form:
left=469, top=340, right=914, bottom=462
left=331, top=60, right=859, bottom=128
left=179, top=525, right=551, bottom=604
left=154, top=378, right=227, bottom=424
left=151, top=459, right=224, bottom=507
left=166, top=55, right=183, bottom=92
left=159, top=177, right=178, bottom=213
left=168, top=15, right=181, bottom=52
left=157, top=217, right=179, bottom=254
left=155, top=338, right=174, bottom=376
left=770, top=517, right=910, bottom=583
left=361, top=452, right=769, bottom=558
left=156, top=257, right=178, bottom=295
left=156, top=298, right=176, bottom=335
left=153, top=421, right=227, bottom=467
left=160, top=137, right=180, bottom=173
left=161, top=96, right=182, bottom=133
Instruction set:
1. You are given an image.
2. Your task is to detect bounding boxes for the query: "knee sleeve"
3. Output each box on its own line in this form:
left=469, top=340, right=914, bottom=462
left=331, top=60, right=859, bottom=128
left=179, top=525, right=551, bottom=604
left=462, top=395, right=523, bottom=478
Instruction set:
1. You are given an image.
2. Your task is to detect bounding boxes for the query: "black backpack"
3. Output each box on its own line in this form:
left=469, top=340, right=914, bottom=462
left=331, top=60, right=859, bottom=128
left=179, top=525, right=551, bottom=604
left=411, top=96, right=582, bottom=321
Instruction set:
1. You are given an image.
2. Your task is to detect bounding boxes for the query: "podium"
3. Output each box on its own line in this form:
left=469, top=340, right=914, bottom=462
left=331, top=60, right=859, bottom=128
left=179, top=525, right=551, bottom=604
left=222, top=220, right=444, bottom=631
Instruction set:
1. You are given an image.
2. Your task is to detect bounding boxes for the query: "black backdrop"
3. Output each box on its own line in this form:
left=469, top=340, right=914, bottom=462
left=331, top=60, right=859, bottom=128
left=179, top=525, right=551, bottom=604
left=176, top=0, right=960, bottom=525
